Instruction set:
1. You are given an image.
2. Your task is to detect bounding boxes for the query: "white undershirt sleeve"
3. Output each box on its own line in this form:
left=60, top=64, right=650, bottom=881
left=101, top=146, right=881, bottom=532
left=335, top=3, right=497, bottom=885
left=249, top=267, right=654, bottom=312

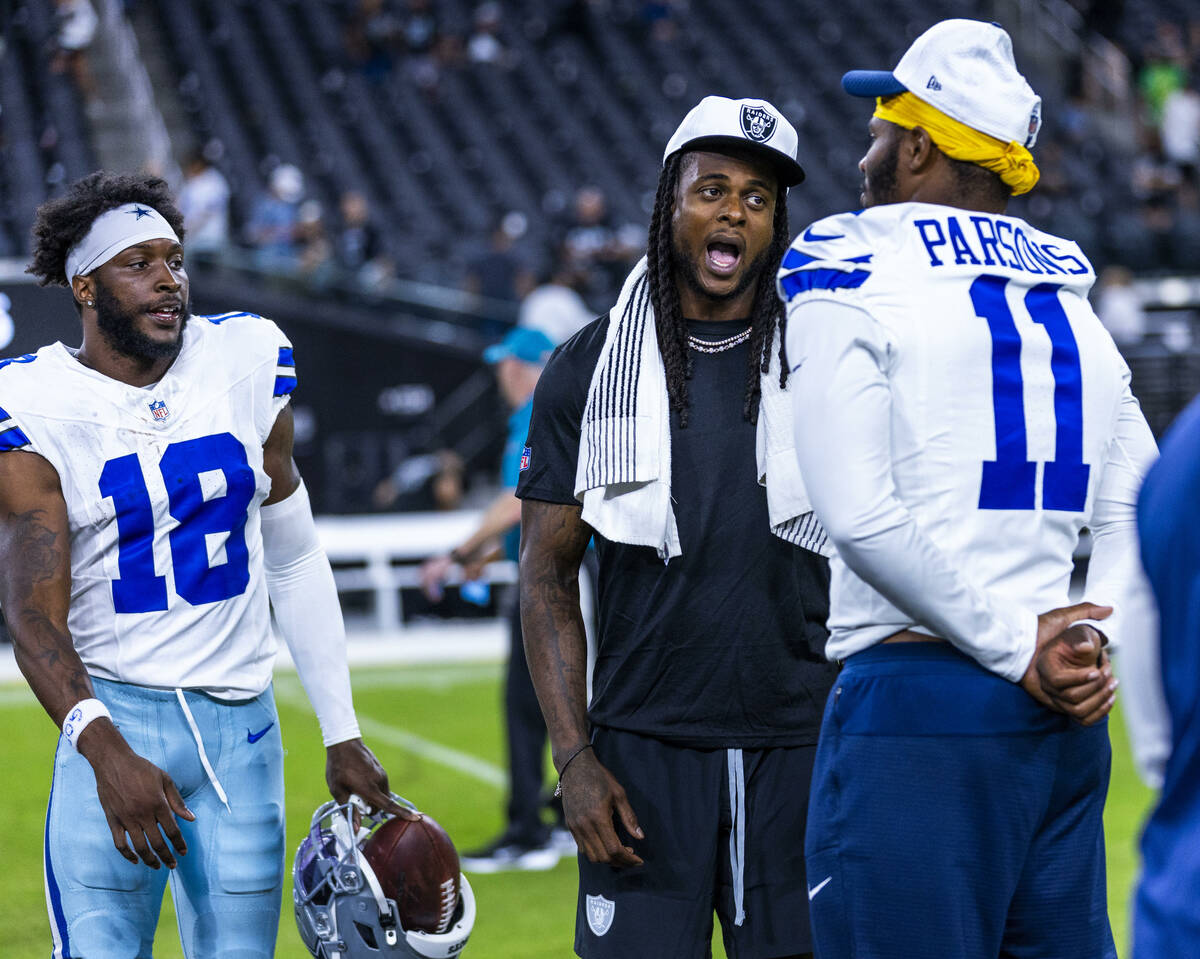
left=788, top=299, right=1039, bottom=682
left=260, top=480, right=361, bottom=746
left=1083, top=386, right=1168, bottom=786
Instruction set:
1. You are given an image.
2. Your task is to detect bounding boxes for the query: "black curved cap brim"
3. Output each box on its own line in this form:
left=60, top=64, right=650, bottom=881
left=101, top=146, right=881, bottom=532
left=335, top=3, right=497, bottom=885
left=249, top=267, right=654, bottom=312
left=671, top=135, right=806, bottom=187
left=842, top=70, right=908, bottom=97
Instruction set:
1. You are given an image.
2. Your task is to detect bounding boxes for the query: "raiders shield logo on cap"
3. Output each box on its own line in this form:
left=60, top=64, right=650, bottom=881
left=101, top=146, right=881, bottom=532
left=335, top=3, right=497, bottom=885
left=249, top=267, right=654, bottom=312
left=740, top=104, right=777, bottom=143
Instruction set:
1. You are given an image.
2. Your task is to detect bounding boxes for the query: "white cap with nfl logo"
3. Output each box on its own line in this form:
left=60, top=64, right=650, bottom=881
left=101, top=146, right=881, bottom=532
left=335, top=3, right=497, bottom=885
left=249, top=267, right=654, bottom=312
left=842, top=19, right=1043, bottom=148
left=663, top=96, right=806, bottom=186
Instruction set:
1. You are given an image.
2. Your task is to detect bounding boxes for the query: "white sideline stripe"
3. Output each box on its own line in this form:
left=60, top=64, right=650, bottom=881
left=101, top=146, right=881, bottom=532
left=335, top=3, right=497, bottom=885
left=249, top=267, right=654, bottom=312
left=272, top=685, right=506, bottom=789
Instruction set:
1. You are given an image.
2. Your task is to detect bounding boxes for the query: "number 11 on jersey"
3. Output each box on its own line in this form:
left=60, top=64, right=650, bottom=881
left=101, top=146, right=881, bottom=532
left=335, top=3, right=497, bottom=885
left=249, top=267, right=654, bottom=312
left=971, top=275, right=1090, bottom=513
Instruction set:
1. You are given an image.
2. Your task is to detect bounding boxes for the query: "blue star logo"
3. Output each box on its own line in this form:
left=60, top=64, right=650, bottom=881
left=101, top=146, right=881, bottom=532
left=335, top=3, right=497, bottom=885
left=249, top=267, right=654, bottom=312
left=129, top=206, right=153, bottom=220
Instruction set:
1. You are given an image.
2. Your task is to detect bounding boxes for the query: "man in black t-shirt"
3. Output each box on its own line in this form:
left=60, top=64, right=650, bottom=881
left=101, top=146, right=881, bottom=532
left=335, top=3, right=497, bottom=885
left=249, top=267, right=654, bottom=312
left=517, top=97, right=838, bottom=959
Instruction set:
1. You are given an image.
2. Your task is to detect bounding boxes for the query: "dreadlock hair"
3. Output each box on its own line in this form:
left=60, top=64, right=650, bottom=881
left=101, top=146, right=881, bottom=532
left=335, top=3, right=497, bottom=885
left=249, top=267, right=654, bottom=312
left=26, top=171, right=186, bottom=298
left=646, top=152, right=792, bottom=428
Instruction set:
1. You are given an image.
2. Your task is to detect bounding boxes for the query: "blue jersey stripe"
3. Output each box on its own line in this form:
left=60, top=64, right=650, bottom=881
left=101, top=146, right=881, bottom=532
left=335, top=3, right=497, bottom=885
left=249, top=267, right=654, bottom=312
left=782, top=248, right=817, bottom=269
left=274, top=375, right=298, bottom=397
left=203, top=311, right=259, bottom=325
left=277, top=346, right=294, bottom=368
left=0, top=425, right=30, bottom=451
left=780, top=267, right=871, bottom=300
left=45, top=748, right=71, bottom=958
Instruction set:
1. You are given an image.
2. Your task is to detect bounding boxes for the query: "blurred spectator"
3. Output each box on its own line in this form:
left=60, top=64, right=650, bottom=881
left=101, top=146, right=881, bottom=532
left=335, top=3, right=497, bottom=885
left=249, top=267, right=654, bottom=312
left=518, top=250, right=594, bottom=346
left=335, top=190, right=389, bottom=281
left=345, top=0, right=401, bottom=82
left=467, top=2, right=508, bottom=66
left=246, top=164, right=304, bottom=269
left=296, top=199, right=335, bottom=284
left=372, top=449, right=466, bottom=512
left=560, top=186, right=643, bottom=309
left=465, top=213, right=536, bottom=306
left=1094, top=265, right=1146, bottom=346
left=1138, top=21, right=1187, bottom=127
left=177, top=149, right=231, bottom=255
left=1162, top=76, right=1200, bottom=183
left=50, top=0, right=98, bottom=103
left=419, top=327, right=569, bottom=871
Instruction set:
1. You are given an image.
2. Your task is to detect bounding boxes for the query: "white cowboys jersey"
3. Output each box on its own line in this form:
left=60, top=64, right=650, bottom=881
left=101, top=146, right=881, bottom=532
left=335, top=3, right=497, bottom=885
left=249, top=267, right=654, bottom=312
left=779, top=203, right=1157, bottom=677
left=0, top=312, right=296, bottom=698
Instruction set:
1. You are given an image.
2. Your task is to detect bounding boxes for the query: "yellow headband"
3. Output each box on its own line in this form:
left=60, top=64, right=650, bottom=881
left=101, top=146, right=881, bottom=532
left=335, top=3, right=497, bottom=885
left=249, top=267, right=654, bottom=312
left=873, top=93, right=1040, bottom=197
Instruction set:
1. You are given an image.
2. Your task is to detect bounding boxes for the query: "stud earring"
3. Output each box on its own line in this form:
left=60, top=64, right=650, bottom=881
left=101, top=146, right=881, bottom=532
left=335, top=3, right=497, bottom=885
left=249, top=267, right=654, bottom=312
left=86, top=299, right=94, bottom=307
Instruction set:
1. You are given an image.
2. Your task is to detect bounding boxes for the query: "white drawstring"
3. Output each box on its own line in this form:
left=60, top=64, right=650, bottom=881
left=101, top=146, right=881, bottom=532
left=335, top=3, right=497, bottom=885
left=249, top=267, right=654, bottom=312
left=175, top=689, right=231, bottom=812
left=727, top=748, right=746, bottom=926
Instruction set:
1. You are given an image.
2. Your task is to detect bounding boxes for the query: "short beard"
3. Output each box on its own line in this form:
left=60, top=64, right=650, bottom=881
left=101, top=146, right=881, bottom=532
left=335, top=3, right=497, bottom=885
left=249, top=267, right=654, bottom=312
left=93, top=282, right=189, bottom=363
left=864, top=140, right=900, bottom=207
left=671, top=234, right=769, bottom=306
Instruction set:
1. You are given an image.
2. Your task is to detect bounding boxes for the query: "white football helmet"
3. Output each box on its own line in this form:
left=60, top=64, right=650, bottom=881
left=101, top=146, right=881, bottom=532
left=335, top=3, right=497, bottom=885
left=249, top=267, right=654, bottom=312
left=293, top=795, right=476, bottom=958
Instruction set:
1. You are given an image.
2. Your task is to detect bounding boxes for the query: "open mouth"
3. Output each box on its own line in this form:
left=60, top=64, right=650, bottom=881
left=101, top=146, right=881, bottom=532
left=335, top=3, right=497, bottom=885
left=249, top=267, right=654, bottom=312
left=705, top=241, right=742, bottom=276
left=146, top=302, right=182, bottom=326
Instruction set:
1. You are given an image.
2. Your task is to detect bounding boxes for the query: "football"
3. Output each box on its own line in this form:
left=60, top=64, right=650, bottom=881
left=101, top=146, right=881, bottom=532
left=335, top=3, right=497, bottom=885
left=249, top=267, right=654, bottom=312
left=361, top=812, right=462, bottom=934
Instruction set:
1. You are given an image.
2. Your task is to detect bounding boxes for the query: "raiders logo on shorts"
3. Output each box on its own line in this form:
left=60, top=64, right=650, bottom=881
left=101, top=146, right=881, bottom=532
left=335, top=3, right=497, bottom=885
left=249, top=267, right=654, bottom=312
left=740, top=104, right=777, bottom=143
left=586, top=893, right=615, bottom=936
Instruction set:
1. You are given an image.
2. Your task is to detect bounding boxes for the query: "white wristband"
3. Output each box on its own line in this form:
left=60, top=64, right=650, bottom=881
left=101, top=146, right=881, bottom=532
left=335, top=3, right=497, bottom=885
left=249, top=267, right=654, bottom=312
left=62, top=698, right=112, bottom=750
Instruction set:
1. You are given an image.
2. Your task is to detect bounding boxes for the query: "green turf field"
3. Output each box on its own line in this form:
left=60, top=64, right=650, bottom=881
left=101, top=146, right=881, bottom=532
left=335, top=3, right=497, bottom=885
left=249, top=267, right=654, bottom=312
left=0, top=661, right=1156, bottom=958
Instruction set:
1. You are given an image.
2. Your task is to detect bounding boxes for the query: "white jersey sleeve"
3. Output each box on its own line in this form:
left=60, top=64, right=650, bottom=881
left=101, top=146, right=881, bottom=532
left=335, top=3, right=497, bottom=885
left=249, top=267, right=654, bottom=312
left=0, top=312, right=299, bottom=697
left=779, top=203, right=1157, bottom=679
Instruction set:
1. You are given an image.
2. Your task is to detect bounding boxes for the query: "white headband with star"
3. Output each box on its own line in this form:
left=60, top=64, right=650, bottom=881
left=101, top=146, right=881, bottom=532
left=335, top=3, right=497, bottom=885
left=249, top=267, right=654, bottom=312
left=65, top=203, right=180, bottom=281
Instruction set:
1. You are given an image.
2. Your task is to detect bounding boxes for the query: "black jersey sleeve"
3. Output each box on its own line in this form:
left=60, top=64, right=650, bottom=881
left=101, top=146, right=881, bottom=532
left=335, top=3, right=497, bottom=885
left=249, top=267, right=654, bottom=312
left=516, top=315, right=607, bottom=505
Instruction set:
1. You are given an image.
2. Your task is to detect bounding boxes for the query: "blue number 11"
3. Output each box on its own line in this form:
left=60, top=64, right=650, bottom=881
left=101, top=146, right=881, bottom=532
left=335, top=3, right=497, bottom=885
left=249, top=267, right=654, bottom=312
left=969, top=275, right=1090, bottom=512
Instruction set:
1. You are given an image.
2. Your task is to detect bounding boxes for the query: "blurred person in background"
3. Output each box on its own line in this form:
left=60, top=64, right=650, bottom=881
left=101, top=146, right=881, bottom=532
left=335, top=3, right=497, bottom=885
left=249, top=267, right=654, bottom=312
left=334, top=190, right=391, bottom=286
left=1162, top=74, right=1200, bottom=185
left=1094, top=265, right=1147, bottom=347
left=177, top=148, right=231, bottom=256
left=518, top=247, right=594, bottom=346
left=464, top=212, right=536, bottom=306
left=372, top=449, right=465, bottom=513
left=421, top=326, right=572, bottom=871
left=246, top=163, right=304, bottom=271
left=561, top=185, right=643, bottom=310
left=50, top=0, right=98, bottom=105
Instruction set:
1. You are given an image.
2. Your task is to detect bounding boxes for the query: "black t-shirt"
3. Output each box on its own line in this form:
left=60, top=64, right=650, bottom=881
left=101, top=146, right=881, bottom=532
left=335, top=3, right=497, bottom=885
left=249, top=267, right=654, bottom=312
left=517, top=314, right=838, bottom=748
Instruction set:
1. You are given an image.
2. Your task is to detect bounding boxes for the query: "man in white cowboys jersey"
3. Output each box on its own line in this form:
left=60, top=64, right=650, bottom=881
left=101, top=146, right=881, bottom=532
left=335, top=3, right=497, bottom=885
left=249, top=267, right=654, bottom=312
left=778, top=20, right=1158, bottom=959
left=0, top=172, right=403, bottom=957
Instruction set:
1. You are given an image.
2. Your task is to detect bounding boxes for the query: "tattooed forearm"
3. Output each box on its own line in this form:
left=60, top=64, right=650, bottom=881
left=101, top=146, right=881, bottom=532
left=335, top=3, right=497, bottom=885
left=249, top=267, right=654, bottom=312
left=519, top=501, right=594, bottom=767
left=1, top=500, right=91, bottom=723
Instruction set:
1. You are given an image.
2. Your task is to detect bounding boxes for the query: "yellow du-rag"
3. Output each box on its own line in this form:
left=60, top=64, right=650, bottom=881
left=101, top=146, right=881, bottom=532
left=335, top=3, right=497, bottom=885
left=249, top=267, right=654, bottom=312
left=873, top=92, right=1040, bottom=196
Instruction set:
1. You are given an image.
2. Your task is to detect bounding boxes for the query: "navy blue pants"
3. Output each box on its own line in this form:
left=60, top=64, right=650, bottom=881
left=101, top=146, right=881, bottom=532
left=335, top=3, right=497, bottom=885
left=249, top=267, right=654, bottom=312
left=805, top=643, right=1115, bottom=959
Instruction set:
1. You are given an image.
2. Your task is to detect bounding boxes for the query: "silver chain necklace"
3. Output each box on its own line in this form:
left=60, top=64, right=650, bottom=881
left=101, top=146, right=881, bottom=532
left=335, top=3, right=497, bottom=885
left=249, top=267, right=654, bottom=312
left=687, top=325, right=753, bottom=353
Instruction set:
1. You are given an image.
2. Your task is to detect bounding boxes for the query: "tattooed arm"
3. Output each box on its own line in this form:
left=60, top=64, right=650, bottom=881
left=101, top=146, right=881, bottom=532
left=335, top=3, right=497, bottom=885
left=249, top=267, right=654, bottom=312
left=520, top=500, right=643, bottom=867
left=0, top=450, right=193, bottom=869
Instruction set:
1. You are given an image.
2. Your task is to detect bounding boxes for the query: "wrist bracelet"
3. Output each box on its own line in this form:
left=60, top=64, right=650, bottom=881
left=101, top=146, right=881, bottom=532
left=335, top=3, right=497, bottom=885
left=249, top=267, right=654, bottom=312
left=62, top=698, right=112, bottom=751
left=553, top=742, right=593, bottom=798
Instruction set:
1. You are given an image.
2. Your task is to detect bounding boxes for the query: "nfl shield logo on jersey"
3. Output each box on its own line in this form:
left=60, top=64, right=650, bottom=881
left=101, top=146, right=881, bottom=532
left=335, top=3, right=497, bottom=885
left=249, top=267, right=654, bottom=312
left=149, top=399, right=170, bottom=421
left=740, top=104, right=777, bottom=143
left=520, top=446, right=531, bottom=471
left=586, top=894, right=615, bottom=937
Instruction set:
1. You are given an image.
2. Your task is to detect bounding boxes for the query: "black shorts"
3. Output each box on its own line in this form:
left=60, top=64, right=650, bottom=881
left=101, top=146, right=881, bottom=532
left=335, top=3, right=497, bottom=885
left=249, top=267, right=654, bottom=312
left=574, top=727, right=817, bottom=959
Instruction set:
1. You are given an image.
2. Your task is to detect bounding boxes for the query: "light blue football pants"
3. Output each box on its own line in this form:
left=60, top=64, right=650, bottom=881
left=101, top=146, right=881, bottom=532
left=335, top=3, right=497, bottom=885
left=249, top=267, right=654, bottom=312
left=44, top=677, right=285, bottom=958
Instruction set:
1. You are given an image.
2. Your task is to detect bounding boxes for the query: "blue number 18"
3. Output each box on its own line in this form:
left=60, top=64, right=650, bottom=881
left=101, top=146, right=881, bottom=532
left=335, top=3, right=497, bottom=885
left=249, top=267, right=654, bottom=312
left=970, top=275, right=1090, bottom=512
left=98, top=432, right=256, bottom=613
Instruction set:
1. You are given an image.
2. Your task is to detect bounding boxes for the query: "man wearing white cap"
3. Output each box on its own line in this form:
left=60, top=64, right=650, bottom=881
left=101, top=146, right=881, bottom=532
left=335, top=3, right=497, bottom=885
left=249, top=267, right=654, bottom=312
left=778, top=20, right=1157, bottom=957
left=519, top=96, right=836, bottom=956
left=0, top=172, right=402, bottom=957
